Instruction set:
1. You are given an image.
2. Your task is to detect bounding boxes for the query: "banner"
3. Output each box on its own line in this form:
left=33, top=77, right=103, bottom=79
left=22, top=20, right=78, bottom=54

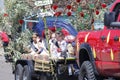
left=35, top=0, right=53, bottom=6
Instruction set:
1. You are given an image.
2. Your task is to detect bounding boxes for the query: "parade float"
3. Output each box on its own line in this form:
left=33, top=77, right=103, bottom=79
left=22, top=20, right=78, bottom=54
left=2, top=0, right=120, bottom=80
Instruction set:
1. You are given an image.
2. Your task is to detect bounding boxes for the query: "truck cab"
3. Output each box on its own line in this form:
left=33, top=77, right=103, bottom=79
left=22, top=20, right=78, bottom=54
left=77, top=0, right=120, bottom=79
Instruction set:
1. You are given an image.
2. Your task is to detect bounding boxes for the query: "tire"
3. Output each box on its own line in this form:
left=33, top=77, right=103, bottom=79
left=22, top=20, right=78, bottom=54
left=22, top=65, right=32, bottom=80
left=78, top=61, right=96, bottom=80
left=15, top=64, right=23, bottom=80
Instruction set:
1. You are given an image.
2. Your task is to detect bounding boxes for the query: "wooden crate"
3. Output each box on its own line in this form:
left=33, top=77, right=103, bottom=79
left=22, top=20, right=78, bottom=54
left=34, top=59, right=52, bottom=72
left=21, top=54, right=52, bottom=72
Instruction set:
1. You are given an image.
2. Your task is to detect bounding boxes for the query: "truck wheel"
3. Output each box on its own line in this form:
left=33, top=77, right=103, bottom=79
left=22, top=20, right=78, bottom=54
left=78, top=61, right=96, bottom=80
left=22, top=65, right=32, bottom=80
left=15, top=64, right=23, bottom=80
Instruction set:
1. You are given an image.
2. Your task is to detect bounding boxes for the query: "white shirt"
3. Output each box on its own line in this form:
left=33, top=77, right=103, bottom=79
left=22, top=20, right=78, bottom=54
left=30, top=41, right=49, bottom=56
left=59, top=40, right=67, bottom=52
left=30, top=42, right=39, bottom=55
left=49, top=39, right=59, bottom=58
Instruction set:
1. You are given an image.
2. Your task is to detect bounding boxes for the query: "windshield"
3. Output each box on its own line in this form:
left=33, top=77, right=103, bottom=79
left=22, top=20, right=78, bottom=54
left=94, top=21, right=104, bottom=30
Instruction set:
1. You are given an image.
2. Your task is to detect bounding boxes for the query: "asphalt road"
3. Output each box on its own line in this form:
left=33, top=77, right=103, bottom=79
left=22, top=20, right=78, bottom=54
left=0, top=55, right=14, bottom=80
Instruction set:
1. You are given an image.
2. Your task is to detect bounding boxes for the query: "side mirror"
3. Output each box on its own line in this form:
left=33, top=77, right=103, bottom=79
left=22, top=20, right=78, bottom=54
left=104, top=12, right=116, bottom=27
left=110, top=22, right=120, bottom=28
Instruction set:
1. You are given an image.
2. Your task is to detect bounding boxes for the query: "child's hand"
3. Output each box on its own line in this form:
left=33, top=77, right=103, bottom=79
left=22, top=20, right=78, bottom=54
left=57, top=48, right=62, bottom=52
left=38, top=48, right=44, bottom=54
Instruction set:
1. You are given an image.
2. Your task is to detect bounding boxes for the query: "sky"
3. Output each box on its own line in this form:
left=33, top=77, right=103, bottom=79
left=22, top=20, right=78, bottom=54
left=0, top=0, right=5, bottom=12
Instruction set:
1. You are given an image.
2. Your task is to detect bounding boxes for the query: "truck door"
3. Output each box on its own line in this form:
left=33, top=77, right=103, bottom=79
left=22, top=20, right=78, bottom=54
left=100, top=29, right=120, bottom=76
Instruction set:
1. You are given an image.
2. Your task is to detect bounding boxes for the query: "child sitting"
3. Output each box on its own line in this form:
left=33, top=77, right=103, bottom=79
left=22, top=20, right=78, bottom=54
left=56, top=32, right=68, bottom=58
left=65, top=35, right=75, bottom=57
left=49, top=33, right=59, bottom=59
left=28, top=33, right=49, bottom=60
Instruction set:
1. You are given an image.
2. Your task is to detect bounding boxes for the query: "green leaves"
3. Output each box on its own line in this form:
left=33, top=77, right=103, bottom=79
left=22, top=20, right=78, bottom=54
left=56, top=27, right=62, bottom=32
left=84, top=13, right=89, bottom=19
left=77, top=6, right=82, bottom=12
left=78, top=23, right=85, bottom=30
left=89, top=4, right=95, bottom=9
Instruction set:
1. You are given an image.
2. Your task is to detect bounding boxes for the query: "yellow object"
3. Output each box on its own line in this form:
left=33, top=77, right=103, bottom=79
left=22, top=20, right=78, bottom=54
left=76, top=38, right=79, bottom=52
left=85, top=33, right=90, bottom=42
left=107, top=31, right=111, bottom=43
left=110, top=49, right=114, bottom=61
left=93, top=47, right=96, bottom=58
left=67, top=43, right=74, bottom=55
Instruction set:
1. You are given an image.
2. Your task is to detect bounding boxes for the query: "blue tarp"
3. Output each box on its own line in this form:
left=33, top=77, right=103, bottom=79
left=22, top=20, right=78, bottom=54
left=32, top=16, right=77, bottom=36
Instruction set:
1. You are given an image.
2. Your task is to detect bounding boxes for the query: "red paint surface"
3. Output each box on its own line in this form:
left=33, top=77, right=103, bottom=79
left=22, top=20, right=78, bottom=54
left=76, top=0, right=120, bottom=77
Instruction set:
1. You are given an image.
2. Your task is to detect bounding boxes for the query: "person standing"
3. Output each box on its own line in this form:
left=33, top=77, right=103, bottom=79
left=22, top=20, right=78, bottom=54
left=0, top=31, right=9, bottom=61
left=0, top=31, right=9, bottom=48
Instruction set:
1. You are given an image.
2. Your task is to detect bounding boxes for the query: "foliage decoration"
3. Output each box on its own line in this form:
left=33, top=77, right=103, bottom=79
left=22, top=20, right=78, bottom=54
left=53, top=0, right=113, bottom=30
left=2, top=0, right=36, bottom=63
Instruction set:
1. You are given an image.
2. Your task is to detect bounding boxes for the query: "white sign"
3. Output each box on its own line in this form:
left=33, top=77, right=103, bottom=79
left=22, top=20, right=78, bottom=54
left=35, top=0, right=53, bottom=6
left=38, top=11, right=54, bottom=17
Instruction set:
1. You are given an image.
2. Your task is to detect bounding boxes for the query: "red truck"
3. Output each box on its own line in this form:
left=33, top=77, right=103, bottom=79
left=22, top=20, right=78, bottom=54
left=76, top=0, right=120, bottom=80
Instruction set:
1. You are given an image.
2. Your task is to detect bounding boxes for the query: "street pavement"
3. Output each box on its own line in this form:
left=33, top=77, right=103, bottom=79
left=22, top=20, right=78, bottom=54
left=0, top=48, right=14, bottom=80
